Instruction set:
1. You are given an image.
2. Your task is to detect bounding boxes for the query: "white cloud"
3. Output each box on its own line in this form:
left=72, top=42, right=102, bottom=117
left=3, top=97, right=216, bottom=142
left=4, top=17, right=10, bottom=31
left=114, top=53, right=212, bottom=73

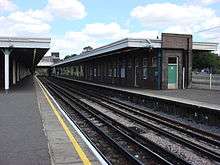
left=131, top=2, right=220, bottom=46
left=0, top=0, right=17, bottom=12
left=8, top=10, right=52, bottom=24
left=50, top=22, right=129, bottom=58
left=186, top=0, right=220, bottom=6
left=48, top=22, right=160, bottom=59
left=131, top=3, right=219, bottom=30
left=48, top=23, right=124, bottom=58
left=200, top=0, right=220, bottom=5
left=0, top=0, right=87, bottom=37
left=46, top=0, right=86, bottom=20
left=83, top=23, right=128, bottom=39
left=127, top=30, right=160, bottom=39
left=49, top=34, right=98, bottom=58
left=0, top=10, right=51, bottom=37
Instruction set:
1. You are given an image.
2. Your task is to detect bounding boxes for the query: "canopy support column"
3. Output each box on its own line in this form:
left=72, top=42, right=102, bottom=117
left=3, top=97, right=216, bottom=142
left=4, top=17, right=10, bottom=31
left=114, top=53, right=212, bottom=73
left=13, top=59, right=16, bottom=84
left=1, top=49, right=13, bottom=91
left=17, top=62, right=20, bottom=82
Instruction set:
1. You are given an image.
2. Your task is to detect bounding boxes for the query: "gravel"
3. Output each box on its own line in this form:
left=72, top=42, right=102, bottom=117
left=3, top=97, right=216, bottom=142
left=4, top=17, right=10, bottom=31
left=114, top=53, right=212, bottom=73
left=114, top=97, right=220, bottom=135
left=81, top=97, right=217, bottom=165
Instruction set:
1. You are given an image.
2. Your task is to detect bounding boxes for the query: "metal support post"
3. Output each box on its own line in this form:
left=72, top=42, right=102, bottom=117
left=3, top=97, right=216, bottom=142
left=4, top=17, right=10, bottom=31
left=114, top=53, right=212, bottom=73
left=13, top=59, right=16, bottom=84
left=183, top=67, right=185, bottom=89
left=17, top=62, right=20, bottom=82
left=1, top=49, right=13, bottom=91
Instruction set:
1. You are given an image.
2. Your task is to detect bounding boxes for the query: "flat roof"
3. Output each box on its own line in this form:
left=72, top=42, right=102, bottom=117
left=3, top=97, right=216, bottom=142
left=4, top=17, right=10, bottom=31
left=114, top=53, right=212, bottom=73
left=0, top=37, right=51, bottom=68
left=53, top=38, right=218, bottom=67
left=0, top=37, right=51, bottom=49
left=37, top=56, right=55, bottom=67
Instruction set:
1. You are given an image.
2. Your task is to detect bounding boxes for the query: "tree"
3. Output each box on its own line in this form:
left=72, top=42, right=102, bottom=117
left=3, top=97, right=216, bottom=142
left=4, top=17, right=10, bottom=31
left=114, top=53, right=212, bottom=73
left=64, top=54, right=77, bottom=60
left=83, top=46, right=93, bottom=52
left=193, top=51, right=220, bottom=73
left=80, top=46, right=93, bottom=55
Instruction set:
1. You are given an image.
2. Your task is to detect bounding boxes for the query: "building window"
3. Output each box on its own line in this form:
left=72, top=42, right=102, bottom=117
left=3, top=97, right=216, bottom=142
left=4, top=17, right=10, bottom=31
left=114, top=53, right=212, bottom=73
left=76, top=66, right=79, bottom=77
left=168, top=57, right=177, bottom=64
left=71, top=66, right=74, bottom=76
left=113, top=62, right=117, bottom=78
left=98, top=64, right=101, bottom=77
left=103, top=65, right=106, bottom=77
left=128, top=58, right=132, bottom=68
left=117, top=65, right=121, bottom=78
left=108, top=68, right=112, bottom=77
left=143, top=58, right=148, bottom=66
left=120, top=59, right=126, bottom=78
left=81, top=65, right=84, bottom=77
left=152, top=57, right=157, bottom=67
left=113, top=68, right=117, bottom=77
left=143, top=67, right=148, bottom=80
left=143, top=57, right=148, bottom=79
left=94, top=68, right=97, bottom=77
left=108, top=63, right=112, bottom=77
left=90, top=67, right=93, bottom=77
left=121, top=68, right=125, bottom=78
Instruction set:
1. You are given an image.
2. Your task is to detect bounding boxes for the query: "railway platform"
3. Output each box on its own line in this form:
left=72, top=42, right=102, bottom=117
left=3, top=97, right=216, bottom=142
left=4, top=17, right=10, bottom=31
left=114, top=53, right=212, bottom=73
left=0, top=77, right=50, bottom=164
left=0, top=76, right=102, bottom=165
left=56, top=76, right=220, bottom=110
left=52, top=76, right=220, bottom=129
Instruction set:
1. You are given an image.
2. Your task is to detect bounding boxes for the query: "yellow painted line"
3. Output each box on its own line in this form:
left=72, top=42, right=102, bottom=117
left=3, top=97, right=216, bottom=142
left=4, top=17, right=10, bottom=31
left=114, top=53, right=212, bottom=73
left=36, top=78, right=91, bottom=165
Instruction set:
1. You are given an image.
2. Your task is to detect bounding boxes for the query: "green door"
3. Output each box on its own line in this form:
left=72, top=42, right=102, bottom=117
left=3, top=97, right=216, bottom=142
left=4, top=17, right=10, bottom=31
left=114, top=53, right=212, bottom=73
left=168, top=64, right=177, bottom=84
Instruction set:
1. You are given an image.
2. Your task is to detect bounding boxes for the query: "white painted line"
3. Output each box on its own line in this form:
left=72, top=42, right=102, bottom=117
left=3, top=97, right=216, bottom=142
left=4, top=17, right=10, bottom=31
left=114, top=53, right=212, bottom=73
left=35, top=76, right=108, bottom=165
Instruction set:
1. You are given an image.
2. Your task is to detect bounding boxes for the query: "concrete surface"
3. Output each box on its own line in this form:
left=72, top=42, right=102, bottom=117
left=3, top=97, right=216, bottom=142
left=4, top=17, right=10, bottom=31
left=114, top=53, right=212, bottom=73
left=35, top=77, right=101, bottom=165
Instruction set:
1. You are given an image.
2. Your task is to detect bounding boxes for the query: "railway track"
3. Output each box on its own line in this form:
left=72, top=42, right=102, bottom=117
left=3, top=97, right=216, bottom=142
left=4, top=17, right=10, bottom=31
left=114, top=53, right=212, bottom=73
left=39, top=76, right=189, bottom=165
left=50, top=77, right=220, bottom=142
left=44, top=76, right=220, bottom=164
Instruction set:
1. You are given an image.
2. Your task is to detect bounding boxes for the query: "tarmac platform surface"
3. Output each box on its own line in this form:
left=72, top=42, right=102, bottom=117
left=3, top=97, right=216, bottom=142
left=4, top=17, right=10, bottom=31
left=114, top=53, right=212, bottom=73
left=135, top=88, right=220, bottom=105
left=0, top=77, right=51, bottom=164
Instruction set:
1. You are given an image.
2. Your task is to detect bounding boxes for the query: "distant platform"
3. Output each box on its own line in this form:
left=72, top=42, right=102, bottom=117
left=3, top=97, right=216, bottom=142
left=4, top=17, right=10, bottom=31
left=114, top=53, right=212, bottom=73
left=55, top=76, right=220, bottom=111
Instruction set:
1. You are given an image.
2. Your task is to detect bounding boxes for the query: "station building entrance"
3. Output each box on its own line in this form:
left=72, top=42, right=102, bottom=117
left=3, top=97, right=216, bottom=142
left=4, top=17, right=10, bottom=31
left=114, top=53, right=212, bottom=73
left=168, top=57, right=178, bottom=89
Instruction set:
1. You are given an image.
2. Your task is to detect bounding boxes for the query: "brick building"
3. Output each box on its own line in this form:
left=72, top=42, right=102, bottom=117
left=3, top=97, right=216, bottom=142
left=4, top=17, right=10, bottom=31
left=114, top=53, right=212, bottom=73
left=51, top=33, right=218, bottom=90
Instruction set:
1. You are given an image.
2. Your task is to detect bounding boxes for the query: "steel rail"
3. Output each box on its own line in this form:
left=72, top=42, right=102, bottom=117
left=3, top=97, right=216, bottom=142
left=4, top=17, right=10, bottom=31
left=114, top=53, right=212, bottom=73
left=41, top=77, right=188, bottom=165
left=47, top=77, right=220, bottom=162
left=40, top=77, right=174, bottom=165
left=41, top=78, right=142, bottom=165
left=53, top=77, right=220, bottom=142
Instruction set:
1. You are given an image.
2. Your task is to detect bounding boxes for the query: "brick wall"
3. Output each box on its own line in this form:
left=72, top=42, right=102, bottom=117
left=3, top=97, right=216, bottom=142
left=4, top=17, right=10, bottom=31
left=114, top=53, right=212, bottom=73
left=161, top=33, right=192, bottom=89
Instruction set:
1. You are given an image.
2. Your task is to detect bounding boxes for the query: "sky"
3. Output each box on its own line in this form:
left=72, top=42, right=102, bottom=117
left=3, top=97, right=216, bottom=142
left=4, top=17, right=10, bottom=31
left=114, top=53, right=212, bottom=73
left=0, top=0, right=220, bottom=58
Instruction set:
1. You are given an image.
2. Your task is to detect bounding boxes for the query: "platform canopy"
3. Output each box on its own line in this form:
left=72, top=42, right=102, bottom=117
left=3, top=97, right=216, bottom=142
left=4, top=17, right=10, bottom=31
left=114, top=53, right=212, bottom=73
left=0, top=37, right=51, bottom=68
left=53, top=38, right=219, bottom=67
left=0, top=37, right=50, bottom=90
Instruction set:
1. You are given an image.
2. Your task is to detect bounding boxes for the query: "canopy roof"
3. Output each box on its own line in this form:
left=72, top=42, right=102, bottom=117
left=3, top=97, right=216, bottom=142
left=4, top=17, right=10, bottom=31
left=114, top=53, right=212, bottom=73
left=0, top=37, right=51, bottom=68
left=53, top=38, right=218, bottom=67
